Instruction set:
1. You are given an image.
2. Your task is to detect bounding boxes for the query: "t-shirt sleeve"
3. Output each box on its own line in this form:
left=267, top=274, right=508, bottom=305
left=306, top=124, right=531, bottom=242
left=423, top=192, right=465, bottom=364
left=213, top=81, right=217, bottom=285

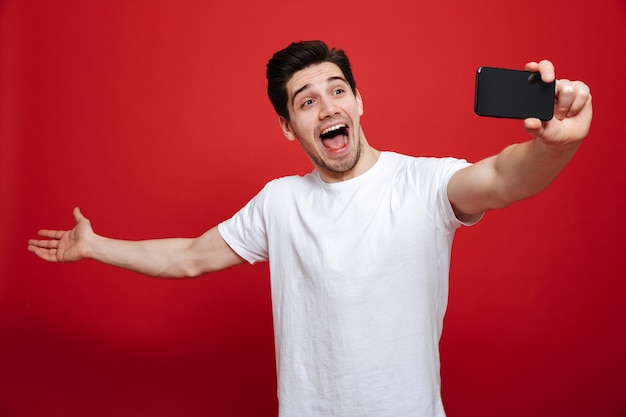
left=415, top=157, right=483, bottom=231
left=217, top=185, right=270, bottom=264
left=442, top=158, right=483, bottom=228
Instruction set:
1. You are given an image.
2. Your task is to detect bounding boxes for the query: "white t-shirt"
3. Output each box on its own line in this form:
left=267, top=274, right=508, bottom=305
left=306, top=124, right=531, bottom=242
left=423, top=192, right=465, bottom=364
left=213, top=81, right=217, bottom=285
left=218, top=151, right=479, bottom=417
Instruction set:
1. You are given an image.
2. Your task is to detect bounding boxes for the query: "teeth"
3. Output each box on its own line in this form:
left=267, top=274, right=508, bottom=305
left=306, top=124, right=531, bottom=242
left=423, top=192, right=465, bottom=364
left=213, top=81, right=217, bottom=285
left=321, top=124, right=346, bottom=135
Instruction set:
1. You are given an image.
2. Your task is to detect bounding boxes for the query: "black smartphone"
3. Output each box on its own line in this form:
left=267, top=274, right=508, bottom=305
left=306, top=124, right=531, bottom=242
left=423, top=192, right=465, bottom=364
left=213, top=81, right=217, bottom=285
left=474, top=66, right=555, bottom=121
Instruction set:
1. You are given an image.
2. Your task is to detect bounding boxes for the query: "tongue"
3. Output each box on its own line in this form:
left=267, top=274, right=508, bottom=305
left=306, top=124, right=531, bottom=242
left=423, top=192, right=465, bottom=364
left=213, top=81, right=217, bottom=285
left=322, top=135, right=346, bottom=150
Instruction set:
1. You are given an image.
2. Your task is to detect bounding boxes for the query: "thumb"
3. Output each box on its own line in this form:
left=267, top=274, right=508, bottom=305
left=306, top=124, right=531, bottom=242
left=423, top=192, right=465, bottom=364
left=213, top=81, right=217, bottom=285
left=524, top=117, right=544, bottom=138
left=73, top=207, right=87, bottom=223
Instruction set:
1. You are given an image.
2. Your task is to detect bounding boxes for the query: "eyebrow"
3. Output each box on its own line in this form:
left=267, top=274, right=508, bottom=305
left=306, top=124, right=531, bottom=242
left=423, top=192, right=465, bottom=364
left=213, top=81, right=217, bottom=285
left=291, top=76, right=349, bottom=107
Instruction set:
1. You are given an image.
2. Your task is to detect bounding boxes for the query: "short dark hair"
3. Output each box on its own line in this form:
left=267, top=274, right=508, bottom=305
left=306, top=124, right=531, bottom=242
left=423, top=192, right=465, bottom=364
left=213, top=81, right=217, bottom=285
left=266, top=40, right=357, bottom=120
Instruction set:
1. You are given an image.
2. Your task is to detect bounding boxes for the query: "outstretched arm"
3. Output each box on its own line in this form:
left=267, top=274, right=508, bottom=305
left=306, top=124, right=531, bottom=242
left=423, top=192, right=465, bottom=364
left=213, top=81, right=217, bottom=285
left=448, top=60, right=592, bottom=218
left=27, top=207, right=245, bottom=278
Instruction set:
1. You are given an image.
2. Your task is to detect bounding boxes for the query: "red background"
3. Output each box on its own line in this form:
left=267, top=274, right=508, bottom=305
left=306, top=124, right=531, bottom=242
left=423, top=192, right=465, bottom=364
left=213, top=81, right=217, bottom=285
left=2, top=0, right=625, bottom=416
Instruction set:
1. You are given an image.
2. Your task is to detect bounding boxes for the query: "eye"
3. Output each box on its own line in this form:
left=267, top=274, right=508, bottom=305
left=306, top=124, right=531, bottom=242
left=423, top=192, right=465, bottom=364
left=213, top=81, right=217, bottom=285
left=333, top=88, right=345, bottom=96
left=301, top=98, right=314, bottom=108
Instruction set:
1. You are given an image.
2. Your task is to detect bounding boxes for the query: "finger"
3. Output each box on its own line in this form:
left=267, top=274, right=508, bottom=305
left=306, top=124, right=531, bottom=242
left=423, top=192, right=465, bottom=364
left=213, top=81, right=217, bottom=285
left=536, top=60, right=555, bottom=83
left=37, top=229, right=64, bottom=239
left=555, top=79, right=576, bottom=120
left=524, top=61, right=539, bottom=72
left=28, top=238, right=59, bottom=249
left=524, top=60, right=555, bottom=82
left=29, top=246, right=59, bottom=262
left=524, top=60, right=555, bottom=86
left=566, top=81, right=592, bottom=117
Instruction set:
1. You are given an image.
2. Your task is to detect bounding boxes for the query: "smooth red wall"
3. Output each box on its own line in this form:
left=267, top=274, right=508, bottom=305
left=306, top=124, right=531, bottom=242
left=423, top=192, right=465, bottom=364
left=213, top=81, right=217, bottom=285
left=2, top=0, right=625, bottom=416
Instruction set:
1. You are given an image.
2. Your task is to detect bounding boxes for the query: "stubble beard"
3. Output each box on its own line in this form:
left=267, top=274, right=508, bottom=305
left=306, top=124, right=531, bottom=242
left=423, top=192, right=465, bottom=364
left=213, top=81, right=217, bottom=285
left=307, top=133, right=361, bottom=175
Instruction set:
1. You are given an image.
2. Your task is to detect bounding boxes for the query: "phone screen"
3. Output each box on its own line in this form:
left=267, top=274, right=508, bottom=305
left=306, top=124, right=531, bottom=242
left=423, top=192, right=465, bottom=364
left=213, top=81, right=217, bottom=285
left=474, top=67, right=555, bottom=121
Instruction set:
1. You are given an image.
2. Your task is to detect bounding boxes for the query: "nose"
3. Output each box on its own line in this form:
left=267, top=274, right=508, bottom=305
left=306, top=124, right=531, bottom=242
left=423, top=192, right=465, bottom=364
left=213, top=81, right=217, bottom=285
left=319, top=95, right=339, bottom=119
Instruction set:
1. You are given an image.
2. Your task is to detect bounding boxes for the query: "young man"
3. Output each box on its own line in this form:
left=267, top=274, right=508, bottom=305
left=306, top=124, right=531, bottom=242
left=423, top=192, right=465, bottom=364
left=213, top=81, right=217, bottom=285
left=28, top=41, right=592, bottom=416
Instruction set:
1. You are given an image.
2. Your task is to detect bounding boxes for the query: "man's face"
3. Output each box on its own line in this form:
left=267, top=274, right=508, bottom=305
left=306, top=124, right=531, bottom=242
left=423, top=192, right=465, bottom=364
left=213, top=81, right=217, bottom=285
left=280, top=62, right=365, bottom=182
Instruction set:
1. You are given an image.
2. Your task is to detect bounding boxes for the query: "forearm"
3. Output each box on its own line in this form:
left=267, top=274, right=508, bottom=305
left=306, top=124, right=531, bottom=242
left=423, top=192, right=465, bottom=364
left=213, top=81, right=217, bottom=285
left=450, top=136, right=583, bottom=217
left=491, top=137, right=581, bottom=205
left=84, top=226, right=243, bottom=278
left=87, top=235, right=202, bottom=278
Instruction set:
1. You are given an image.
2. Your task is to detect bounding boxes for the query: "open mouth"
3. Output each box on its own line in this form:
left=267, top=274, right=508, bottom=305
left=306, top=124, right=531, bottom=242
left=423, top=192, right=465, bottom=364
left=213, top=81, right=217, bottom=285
left=320, top=124, right=349, bottom=150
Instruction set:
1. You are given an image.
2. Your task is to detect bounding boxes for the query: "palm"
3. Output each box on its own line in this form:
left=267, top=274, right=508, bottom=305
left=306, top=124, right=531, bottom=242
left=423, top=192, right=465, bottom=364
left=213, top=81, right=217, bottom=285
left=56, top=221, right=90, bottom=261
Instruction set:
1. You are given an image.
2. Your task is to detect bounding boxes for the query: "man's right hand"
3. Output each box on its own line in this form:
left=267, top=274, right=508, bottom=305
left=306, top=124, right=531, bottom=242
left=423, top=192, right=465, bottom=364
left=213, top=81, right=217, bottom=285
left=28, top=207, right=94, bottom=262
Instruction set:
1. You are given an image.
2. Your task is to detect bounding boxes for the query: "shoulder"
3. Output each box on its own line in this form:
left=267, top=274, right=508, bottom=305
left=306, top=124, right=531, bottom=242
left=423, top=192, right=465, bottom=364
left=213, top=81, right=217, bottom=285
left=257, top=171, right=320, bottom=204
left=382, top=151, right=470, bottom=180
left=265, top=171, right=318, bottom=191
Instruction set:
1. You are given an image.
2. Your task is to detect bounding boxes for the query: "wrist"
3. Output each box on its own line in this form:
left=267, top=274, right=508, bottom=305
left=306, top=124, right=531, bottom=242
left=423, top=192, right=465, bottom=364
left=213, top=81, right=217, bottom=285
left=533, top=135, right=582, bottom=159
left=83, top=233, right=105, bottom=261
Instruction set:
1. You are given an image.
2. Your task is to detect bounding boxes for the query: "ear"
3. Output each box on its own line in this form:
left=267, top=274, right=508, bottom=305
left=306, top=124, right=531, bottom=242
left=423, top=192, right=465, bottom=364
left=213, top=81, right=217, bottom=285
left=279, top=116, right=296, bottom=141
left=355, top=89, right=364, bottom=116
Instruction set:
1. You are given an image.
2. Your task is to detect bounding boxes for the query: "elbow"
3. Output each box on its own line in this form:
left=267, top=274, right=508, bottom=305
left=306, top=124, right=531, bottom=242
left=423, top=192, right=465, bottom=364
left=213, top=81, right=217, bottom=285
left=181, top=266, right=205, bottom=279
left=151, top=263, right=204, bottom=280
left=175, top=263, right=207, bottom=279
